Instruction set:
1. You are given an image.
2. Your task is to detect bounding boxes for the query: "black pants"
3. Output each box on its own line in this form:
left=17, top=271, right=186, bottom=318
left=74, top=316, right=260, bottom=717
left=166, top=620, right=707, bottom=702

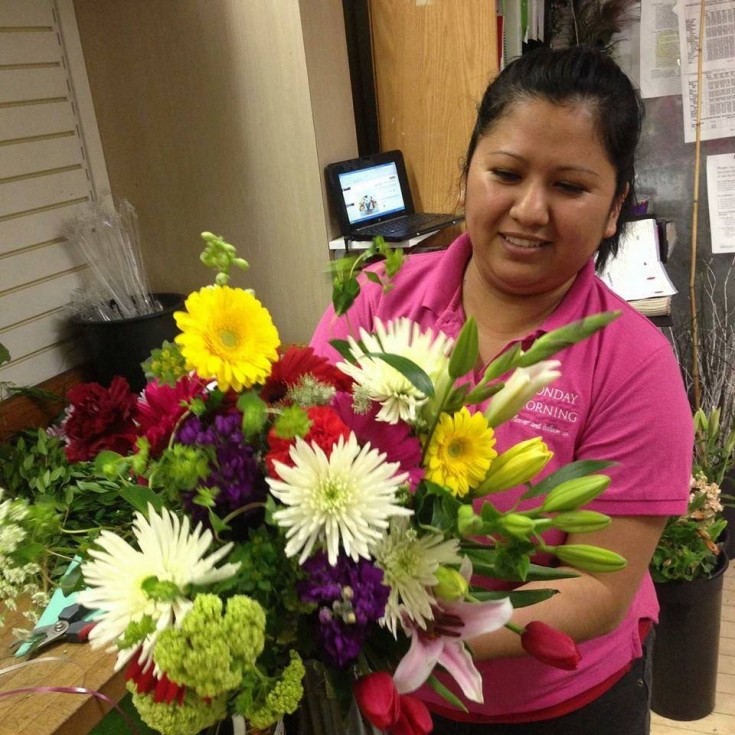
left=431, top=630, right=654, bottom=735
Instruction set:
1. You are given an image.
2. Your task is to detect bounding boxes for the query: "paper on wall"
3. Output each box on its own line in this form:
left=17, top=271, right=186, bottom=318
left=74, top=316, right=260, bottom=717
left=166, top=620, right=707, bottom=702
left=675, top=0, right=735, bottom=144
left=707, top=153, right=735, bottom=254
left=640, top=0, right=682, bottom=98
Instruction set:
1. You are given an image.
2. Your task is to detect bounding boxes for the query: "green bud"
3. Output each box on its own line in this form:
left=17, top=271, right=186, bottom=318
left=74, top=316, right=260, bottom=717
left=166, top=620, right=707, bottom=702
left=476, top=437, right=553, bottom=495
left=518, top=312, right=620, bottom=366
left=433, top=566, right=468, bottom=601
left=457, top=504, right=483, bottom=536
left=237, top=391, right=268, bottom=438
left=541, top=475, right=611, bottom=513
left=499, top=513, right=536, bottom=540
left=448, top=317, right=479, bottom=379
left=551, top=510, right=612, bottom=534
left=553, top=544, right=627, bottom=573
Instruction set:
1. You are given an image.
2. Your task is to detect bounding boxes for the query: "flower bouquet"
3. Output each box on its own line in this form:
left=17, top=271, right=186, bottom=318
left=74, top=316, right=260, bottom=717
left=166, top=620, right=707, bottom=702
left=6, top=233, right=627, bottom=735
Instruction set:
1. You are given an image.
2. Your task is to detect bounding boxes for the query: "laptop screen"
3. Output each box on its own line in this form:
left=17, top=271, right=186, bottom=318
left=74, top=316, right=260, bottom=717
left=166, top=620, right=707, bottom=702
left=338, top=161, right=407, bottom=225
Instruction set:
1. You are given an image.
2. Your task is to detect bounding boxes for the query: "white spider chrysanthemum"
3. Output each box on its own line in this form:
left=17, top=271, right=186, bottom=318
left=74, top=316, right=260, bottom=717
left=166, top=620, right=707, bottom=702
left=78, top=505, right=240, bottom=671
left=373, top=517, right=463, bottom=636
left=337, top=317, right=454, bottom=424
left=268, top=433, right=411, bottom=565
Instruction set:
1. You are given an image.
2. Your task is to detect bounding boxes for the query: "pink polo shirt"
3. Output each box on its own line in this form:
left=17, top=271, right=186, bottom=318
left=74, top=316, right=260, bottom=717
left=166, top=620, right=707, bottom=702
left=310, top=233, right=692, bottom=719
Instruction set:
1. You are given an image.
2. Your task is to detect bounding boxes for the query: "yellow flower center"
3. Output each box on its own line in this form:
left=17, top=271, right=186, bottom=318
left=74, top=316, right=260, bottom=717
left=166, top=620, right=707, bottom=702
left=447, top=438, right=468, bottom=459
left=219, top=328, right=239, bottom=349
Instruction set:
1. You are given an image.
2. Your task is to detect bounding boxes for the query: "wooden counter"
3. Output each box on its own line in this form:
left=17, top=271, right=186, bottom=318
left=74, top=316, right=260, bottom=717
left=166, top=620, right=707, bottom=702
left=0, top=603, right=125, bottom=735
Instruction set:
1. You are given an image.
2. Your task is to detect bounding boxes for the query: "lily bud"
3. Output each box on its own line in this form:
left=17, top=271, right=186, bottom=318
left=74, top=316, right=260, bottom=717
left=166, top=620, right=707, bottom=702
left=448, top=317, right=479, bottom=379
left=483, top=361, right=561, bottom=428
left=475, top=437, right=553, bottom=495
left=551, top=510, right=611, bottom=533
left=553, top=544, right=627, bottom=572
left=457, top=505, right=483, bottom=536
left=521, top=621, right=581, bottom=670
left=433, top=566, right=469, bottom=601
left=540, top=475, right=611, bottom=513
left=499, top=513, right=536, bottom=540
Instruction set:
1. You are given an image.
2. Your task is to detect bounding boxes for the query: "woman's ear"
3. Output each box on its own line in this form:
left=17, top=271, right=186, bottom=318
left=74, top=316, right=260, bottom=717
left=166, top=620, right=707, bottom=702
left=604, top=184, right=630, bottom=238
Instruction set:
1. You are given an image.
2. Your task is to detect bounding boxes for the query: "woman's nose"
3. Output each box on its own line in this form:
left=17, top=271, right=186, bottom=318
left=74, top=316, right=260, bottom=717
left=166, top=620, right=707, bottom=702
left=509, top=183, right=550, bottom=227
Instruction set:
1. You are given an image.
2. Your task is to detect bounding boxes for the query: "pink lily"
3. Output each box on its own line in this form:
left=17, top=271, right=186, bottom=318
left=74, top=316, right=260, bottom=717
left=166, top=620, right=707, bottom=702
left=393, top=593, right=512, bottom=703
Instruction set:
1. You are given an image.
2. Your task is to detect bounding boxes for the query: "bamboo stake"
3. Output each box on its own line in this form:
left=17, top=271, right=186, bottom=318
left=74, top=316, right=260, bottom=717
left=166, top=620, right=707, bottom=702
left=689, top=0, right=707, bottom=412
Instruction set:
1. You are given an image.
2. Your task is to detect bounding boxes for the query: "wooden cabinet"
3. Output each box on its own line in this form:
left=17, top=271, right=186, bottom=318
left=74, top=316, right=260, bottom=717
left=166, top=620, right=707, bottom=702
left=368, top=0, right=499, bottom=220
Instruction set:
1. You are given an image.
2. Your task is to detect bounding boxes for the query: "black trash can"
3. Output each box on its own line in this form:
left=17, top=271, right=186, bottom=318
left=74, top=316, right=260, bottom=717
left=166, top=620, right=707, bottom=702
left=73, top=292, right=185, bottom=392
left=651, top=550, right=729, bottom=720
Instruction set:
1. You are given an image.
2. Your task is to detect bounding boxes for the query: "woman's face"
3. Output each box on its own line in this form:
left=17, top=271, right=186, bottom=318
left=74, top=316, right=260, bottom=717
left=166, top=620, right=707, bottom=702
left=464, top=98, right=624, bottom=299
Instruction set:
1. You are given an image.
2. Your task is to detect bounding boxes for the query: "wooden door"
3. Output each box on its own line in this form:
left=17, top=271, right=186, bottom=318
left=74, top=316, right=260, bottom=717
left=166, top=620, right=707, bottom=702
left=368, top=1, right=498, bottom=221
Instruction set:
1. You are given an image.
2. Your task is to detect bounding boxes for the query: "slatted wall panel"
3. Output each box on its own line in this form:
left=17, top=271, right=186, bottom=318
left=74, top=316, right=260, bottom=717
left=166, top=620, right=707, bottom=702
left=0, top=0, right=109, bottom=391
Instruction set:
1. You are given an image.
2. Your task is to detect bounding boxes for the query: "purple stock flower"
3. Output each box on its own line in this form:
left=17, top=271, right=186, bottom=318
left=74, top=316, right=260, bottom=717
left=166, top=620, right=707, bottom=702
left=298, top=551, right=390, bottom=668
left=177, top=411, right=267, bottom=524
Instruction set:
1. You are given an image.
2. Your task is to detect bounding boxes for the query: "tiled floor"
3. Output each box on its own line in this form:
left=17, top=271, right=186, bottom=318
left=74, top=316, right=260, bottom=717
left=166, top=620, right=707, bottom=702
left=650, top=560, right=735, bottom=734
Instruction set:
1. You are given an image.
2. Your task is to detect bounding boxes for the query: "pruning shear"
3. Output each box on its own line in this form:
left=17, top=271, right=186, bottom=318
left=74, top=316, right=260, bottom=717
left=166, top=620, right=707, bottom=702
left=10, top=603, right=97, bottom=658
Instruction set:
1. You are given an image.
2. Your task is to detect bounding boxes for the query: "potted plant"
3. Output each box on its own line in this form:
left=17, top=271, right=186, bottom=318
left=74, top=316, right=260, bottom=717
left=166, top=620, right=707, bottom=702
left=649, top=465, right=728, bottom=720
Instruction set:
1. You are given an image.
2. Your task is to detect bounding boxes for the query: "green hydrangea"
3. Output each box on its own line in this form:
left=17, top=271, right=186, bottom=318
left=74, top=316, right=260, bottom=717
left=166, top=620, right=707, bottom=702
left=142, top=340, right=188, bottom=386
left=154, top=594, right=265, bottom=699
left=130, top=684, right=227, bottom=735
left=235, top=650, right=305, bottom=729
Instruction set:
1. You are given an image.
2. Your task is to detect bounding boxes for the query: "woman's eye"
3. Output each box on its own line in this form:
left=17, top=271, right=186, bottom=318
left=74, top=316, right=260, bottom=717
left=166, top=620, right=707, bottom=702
left=556, top=181, right=586, bottom=194
left=491, top=169, right=519, bottom=182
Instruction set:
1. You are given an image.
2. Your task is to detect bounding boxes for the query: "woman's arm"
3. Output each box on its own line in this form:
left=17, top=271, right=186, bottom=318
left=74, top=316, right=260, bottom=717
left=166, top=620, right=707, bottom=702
left=469, top=514, right=666, bottom=660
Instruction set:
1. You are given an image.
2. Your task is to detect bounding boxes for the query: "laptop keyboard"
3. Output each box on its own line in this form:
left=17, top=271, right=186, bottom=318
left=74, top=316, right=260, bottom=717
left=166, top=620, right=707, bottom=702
left=364, top=213, right=455, bottom=236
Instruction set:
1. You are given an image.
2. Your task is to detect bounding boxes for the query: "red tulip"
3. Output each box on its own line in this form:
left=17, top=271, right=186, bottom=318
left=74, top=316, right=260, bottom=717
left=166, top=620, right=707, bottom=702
left=353, top=672, right=401, bottom=729
left=394, top=694, right=433, bottom=735
left=521, top=621, right=581, bottom=670
left=354, top=672, right=434, bottom=735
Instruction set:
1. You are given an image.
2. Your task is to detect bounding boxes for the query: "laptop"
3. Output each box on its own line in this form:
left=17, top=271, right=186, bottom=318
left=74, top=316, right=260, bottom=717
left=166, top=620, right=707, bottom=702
left=325, top=150, right=464, bottom=242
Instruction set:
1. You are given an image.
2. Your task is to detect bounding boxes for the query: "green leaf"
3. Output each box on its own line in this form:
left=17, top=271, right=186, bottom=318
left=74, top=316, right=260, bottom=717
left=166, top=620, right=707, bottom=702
left=329, top=339, right=355, bottom=362
left=120, top=484, right=164, bottom=514
left=0, top=342, right=10, bottom=366
left=471, top=587, right=558, bottom=607
left=332, top=277, right=361, bottom=316
left=521, top=459, right=615, bottom=500
left=363, top=352, right=435, bottom=397
left=426, top=674, right=468, bottom=712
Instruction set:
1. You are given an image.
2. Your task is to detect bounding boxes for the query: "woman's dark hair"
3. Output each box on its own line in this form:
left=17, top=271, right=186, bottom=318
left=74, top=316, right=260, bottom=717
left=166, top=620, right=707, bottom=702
left=463, top=45, right=644, bottom=272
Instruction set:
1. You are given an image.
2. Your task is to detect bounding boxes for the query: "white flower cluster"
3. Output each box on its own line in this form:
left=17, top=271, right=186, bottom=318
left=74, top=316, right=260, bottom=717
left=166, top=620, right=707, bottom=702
left=689, top=472, right=724, bottom=520
left=0, top=489, right=48, bottom=626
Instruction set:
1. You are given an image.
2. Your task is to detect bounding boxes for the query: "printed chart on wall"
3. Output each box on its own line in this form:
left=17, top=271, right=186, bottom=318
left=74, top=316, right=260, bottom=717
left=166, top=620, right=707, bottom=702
left=675, top=0, right=735, bottom=143
left=707, top=153, right=735, bottom=253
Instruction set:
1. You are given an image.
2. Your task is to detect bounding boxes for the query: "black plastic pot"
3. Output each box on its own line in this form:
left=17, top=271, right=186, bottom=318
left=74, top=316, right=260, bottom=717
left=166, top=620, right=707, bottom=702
left=73, top=292, right=185, bottom=392
left=651, top=550, right=729, bottom=720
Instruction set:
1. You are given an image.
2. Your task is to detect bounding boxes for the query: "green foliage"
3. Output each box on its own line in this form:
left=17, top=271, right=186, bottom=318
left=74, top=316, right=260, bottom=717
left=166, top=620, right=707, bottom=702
left=330, top=236, right=405, bottom=316
left=0, top=341, right=9, bottom=367
left=651, top=473, right=727, bottom=582
left=0, top=428, right=139, bottom=591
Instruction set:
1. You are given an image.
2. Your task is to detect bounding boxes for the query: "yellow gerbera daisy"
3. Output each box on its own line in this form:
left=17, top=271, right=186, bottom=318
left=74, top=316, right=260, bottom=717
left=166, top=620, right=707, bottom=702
left=424, top=407, right=497, bottom=497
left=174, top=285, right=280, bottom=391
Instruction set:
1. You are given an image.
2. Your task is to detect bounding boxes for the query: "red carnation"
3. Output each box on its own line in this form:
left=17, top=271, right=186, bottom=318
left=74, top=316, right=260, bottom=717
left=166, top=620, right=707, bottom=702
left=353, top=672, right=433, bottom=735
left=260, top=345, right=352, bottom=404
left=520, top=621, right=581, bottom=670
left=137, top=375, right=207, bottom=457
left=266, top=405, right=350, bottom=479
left=62, top=376, right=139, bottom=462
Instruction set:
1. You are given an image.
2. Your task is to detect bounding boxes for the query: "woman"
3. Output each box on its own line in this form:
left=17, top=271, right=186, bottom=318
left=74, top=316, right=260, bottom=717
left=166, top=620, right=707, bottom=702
left=311, top=46, right=692, bottom=734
